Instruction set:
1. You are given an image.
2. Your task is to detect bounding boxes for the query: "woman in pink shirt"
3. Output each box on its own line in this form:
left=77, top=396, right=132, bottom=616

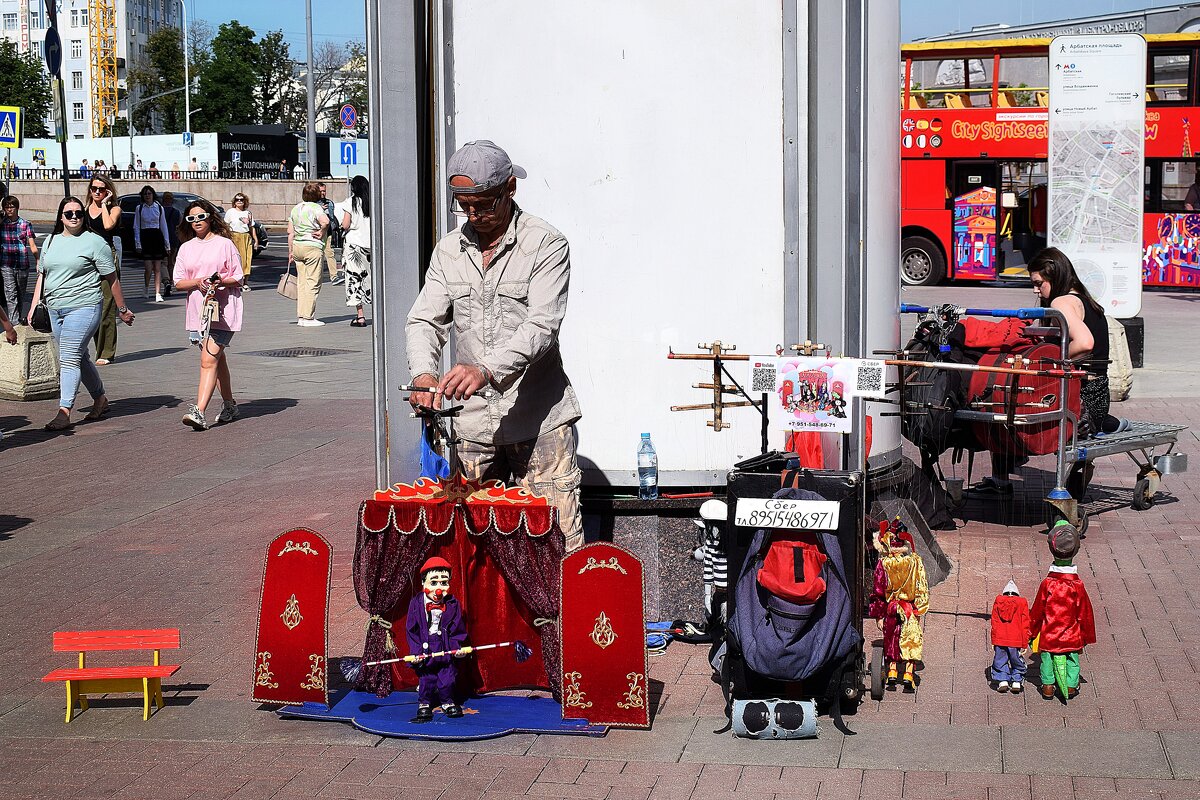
left=172, top=199, right=244, bottom=431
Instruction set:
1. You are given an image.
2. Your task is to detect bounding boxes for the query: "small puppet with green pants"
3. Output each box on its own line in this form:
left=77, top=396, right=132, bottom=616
left=1029, top=521, right=1096, bottom=702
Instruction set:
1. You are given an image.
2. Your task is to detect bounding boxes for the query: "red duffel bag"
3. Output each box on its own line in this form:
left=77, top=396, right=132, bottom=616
left=967, top=341, right=1081, bottom=457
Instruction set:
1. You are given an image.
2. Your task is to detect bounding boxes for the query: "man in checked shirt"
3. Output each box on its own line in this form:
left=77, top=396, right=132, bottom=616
left=0, top=195, right=38, bottom=324
left=406, top=140, right=584, bottom=551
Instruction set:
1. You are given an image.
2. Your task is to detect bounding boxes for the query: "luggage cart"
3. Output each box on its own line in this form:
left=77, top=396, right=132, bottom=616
left=898, top=304, right=1189, bottom=533
left=1065, top=422, right=1188, bottom=515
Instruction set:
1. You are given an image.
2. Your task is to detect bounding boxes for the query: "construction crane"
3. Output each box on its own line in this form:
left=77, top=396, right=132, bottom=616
left=88, top=0, right=117, bottom=137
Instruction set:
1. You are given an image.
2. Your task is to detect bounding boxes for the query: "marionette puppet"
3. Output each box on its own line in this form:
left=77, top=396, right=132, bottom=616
left=406, top=556, right=471, bottom=722
left=869, top=518, right=929, bottom=691
left=990, top=579, right=1031, bottom=693
left=1029, top=521, right=1096, bottom=703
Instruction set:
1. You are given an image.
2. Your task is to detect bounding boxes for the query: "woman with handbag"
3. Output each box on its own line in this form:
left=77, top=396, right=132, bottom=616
left=172, top=199, right=244, bottom=431
left=287, top=182, right=329, bottom=327
left=28, top=196, right=135, bottom=431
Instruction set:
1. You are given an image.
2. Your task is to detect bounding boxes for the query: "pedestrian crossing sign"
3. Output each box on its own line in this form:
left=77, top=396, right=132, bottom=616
left=0, top=107, right=21, bottom=148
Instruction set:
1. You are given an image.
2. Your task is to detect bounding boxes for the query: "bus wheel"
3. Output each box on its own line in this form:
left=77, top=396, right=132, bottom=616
left=901, top=236, right=945, bottom=286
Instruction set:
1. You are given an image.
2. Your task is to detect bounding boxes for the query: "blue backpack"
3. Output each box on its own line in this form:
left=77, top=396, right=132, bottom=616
left=728, top=488, right=860, bottom=683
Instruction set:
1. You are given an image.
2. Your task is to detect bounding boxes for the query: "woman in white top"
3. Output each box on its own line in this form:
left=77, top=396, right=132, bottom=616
left=133, top=185, right=171, bottom=302
left=223, top=193, right=258, bottom=289
left=338, top=175, right=372, bottom=327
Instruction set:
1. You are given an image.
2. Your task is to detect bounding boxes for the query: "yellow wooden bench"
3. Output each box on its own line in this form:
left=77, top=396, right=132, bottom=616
left=42, top=629, right=181, bottom=722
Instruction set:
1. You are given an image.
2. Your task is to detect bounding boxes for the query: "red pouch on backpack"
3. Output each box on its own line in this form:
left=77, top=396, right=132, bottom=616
left=757, top=531, right=827, bottom=604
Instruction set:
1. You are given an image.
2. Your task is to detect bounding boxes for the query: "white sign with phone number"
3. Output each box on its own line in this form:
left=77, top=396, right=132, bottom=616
left=734, top=498, right=840, bottom=530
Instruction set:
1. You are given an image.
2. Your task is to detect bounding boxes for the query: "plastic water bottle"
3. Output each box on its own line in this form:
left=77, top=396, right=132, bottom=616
left=637, top=433, right=658, bottom=500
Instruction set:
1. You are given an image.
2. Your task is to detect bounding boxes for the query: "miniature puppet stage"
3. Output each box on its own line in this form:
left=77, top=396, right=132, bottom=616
left=278, top=688, right=608, bottom=740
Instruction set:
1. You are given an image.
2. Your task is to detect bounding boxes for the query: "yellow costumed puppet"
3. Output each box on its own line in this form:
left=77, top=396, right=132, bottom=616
left=869, top=518, right=929, bottom=691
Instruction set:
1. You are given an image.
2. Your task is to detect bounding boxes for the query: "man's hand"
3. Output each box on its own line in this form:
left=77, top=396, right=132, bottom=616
left=407, top=372, right=440, bottom=409
left=438, top=364, right=491, bottom=401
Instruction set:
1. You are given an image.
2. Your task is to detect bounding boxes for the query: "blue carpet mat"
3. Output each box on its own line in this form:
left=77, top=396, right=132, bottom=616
left=278, top=689, right=608, bottom=740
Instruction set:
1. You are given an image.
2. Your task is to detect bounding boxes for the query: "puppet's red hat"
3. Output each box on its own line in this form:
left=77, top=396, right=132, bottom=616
left=419, top=556, right=452, bottom=575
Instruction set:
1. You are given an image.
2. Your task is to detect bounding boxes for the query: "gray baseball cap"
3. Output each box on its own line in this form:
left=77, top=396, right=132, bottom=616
left=447, top=140, right=527, bottom=194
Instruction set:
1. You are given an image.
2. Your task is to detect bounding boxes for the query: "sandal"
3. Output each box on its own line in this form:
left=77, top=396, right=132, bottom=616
left=84, top=397, right=110, bottom=421
left=95, top=358, right=111, bottom=366
left=350, top=317, right=367, bottom=327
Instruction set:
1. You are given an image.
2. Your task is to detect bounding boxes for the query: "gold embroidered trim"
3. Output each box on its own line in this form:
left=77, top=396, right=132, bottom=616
left=255, top=652, right=279, bottom=689
left=616, top=672, right=645, bottom=709
left=563, top=671, right=592, bottom=708
left=277, top=540, right=319, bottom=557
left=299, top=654, right=326, bottom=691
left=577, top=556, right=628, bottom=575
left=590, top=611, right=617, bottom=650
left=281, top=594, right=304, bottom=630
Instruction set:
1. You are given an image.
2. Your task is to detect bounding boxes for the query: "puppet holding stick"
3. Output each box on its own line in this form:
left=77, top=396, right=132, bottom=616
left=400, top=556, right=531, bottom=722
left=406, top=557, right=469, bottom=722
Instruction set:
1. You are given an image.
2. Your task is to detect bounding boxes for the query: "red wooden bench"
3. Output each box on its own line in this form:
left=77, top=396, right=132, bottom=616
left=42, top=629, right=181, bottom=722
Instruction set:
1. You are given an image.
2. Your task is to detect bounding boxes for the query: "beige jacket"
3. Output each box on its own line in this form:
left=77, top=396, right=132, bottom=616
left=406, top=205, right=581, bottom=445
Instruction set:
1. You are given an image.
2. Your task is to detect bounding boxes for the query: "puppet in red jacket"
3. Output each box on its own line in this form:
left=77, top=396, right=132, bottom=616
left=990, top=579, right=1030, bottom=693
left=406, top=557, right=471, bottom=722
left=1029, top=521, right=1095, bottom=702
left=869, top=518, right=929, bottom=691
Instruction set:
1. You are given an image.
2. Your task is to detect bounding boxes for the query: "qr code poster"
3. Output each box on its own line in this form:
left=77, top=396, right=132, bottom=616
left=751, top=357, right=881, bottom=434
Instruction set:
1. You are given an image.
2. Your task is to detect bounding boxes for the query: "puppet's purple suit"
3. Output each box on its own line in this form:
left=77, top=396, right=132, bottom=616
left=406, top=593, right=468, bottom=706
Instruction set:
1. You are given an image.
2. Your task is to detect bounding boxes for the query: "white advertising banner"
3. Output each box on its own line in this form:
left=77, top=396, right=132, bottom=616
left=1048, top=35, right=1146, bottom=318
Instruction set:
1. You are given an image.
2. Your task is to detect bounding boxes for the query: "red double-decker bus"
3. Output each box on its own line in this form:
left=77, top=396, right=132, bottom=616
left=900, top=34, right=1200, bottom=289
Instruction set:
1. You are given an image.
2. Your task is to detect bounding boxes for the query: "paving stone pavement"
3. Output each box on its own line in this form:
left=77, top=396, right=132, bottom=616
left=2, top=275, right=1200, bottom=798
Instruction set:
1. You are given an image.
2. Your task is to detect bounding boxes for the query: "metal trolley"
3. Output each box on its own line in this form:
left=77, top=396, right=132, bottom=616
left=898, top=303, right=1188, bottom=533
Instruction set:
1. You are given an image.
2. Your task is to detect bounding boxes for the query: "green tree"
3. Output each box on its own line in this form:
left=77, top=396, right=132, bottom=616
left=126, top=27, right=188, bottom=133
left=0, top=40, right=52, bottom=137
left=254, top=31, right=294, bottom=124
left=191, top=21, right=258, bottom=131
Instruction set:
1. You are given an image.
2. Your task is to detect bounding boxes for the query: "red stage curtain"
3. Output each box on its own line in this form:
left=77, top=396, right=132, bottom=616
left=353, top=500, right=563, bottom=699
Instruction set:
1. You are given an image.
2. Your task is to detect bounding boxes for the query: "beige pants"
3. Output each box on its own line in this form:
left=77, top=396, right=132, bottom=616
left=458, top=424, right=584, bottom=552
left=324, top=239, right=338, bottom=279
left=232, top=231, right=253, bottom=276
left=293, top=243, right=325, bottom=320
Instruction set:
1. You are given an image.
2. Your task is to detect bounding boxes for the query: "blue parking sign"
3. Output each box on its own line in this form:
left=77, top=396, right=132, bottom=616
left=340, top=141, right=357, bottom=166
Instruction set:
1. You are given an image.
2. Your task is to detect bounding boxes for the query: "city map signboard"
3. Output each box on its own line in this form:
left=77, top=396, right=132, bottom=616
left=1048, top=34, right=1146, bottom=318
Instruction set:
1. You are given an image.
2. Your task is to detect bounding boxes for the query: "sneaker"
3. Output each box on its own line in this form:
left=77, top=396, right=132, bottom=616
left=216, top=400, right=239, bottom=425
left=1010, top=681, right=1023, bottom=694
left=182, top=404, right=208, bottom=431
left=331, top=271, right=346, bottom=285
left=155, top=293, right=164, bottom=303
left=996, top=680, right=1010, bottom=693
left=297, top=317, right=325, bottom=327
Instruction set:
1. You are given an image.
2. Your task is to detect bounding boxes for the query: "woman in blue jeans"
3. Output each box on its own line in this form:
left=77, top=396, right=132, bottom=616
left=28, top=197, right=135, bottom=430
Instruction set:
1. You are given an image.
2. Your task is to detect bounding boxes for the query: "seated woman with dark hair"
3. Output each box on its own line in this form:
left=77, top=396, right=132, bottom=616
left=972, top=247, right=1128, bottom=496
